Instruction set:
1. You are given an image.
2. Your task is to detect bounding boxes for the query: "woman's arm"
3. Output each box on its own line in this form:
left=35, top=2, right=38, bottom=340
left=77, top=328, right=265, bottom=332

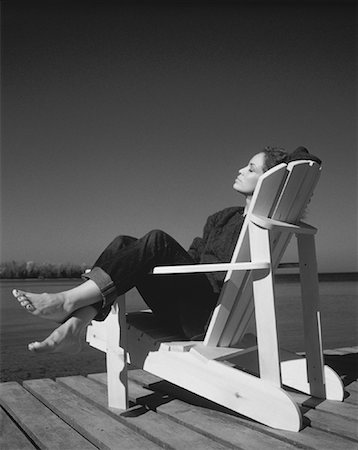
left=187, top=211, right=219, bottom=261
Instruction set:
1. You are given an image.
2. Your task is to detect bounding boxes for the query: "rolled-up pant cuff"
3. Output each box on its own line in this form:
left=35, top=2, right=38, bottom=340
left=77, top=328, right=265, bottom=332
left=81, top=266, right=118, bottom=321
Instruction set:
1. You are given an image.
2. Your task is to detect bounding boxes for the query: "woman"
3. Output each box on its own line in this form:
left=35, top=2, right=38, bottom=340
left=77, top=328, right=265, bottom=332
left=12, top=146, right=320, bottom=354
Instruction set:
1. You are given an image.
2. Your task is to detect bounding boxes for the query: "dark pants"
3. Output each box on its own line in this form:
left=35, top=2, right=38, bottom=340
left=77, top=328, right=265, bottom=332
left=83, top=230, right=218, bottom=339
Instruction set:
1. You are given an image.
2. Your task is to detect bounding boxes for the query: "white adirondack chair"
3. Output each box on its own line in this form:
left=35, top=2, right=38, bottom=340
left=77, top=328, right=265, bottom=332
left=86, top=160, right=344, bottom=431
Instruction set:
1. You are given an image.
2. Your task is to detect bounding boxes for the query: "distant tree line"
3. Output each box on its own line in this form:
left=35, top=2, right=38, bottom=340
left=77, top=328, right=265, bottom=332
left=0, top=261, right=89, bottom=279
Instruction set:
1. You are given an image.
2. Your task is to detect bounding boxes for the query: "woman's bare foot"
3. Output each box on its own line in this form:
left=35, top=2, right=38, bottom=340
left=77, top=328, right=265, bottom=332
left=28, top=306, right=97, bottom=354
left=12, top=280, right=102, bottom=323
left=13, top=289, right=71, bottom=322
left=28, top=324, right=83, bottom=354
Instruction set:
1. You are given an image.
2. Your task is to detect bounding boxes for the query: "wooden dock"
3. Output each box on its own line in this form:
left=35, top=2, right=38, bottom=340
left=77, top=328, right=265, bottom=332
left=1, top=347, right=357, bottom=449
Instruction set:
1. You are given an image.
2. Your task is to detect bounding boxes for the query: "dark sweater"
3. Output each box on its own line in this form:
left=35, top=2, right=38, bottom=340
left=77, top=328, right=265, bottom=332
left=187, top=206, right=245, bottom=293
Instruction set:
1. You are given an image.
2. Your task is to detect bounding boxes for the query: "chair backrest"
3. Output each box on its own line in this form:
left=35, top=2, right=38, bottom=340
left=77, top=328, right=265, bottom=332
left=204, top=160, right=321, bottom=347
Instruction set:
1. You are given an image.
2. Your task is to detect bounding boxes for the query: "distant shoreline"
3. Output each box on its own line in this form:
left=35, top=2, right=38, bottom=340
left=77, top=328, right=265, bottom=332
left=276, top=272, right=358, bottom=282
left=0, top=277, right=83, bottom=281
left=1, top=272, right=357, bottom=282
left=0, top=261, right=88, bottom=280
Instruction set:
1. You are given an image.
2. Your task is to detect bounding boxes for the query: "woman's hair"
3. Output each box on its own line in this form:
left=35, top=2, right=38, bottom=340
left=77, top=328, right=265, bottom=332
left=262, top=146, right=322, bottom=172
left=262, top=146, right=288, bottom=172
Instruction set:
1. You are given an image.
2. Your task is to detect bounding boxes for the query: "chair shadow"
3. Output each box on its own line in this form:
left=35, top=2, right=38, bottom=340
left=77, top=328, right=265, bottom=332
left=324, top=352, right=358, bottom=387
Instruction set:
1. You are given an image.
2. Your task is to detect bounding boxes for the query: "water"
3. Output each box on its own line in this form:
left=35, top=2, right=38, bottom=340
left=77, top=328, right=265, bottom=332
left=1, top=278, right=357, bottom=382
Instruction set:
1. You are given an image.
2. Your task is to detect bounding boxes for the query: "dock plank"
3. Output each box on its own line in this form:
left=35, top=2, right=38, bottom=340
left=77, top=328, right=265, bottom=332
left=157, top=398, right=358, bottom=450
left=128, top=368, right=358, bottom=450
left=0, top=382, right=95, bottom=449
left=328, top=347, right=358, bottom=355
left=58, top=375, right=230, bottom=449
left=289, top=390, right=358, bottom=420
left=345, top=388, right=358, bottom=405
left=91, top=369, right=358, bottom=450
left=324, top=349, right=353, bottom=355
left=90, top=371, right=299, bottom=450
left=346, top=380, right=358, bottom=393
left=23, top=378, right=160, bottom=450
left=302, top=406, right=358, bottom=441
left=1, top=345, right=357, bottom=449
left=0, top=408, right=37, bottom=450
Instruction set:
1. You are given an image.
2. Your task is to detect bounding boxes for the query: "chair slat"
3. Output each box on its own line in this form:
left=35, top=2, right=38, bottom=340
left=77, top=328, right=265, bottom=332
left=269, top=161, right=321, bottom=277
left=230, top=162, right=321, bottom=346
left=205, top=161, right=321, bottom=347
left=204, top=164, right=288, bottom=346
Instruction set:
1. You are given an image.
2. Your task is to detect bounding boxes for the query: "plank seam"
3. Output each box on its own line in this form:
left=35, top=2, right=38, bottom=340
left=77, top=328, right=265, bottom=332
left=58, top=377, right=221, bottom=450
left=0, top=406, right=39, bottom=450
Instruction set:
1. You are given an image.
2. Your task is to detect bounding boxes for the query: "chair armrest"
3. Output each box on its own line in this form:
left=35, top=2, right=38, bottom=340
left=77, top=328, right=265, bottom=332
left=152, top=261, right=270, bottom=275
left=250, top=214, right=317, bottom=235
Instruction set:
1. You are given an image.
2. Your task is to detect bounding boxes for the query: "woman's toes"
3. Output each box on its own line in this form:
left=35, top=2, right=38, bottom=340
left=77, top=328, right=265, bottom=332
left=25, top=303, right=35, bottom=312
left=28, top=341, right=53, bottom=352
left=28, top=340, right=54, bottom=353
left=19, top=299, right=35, bottom=311
left=11, top=290, right=69, bottom=322
left=28, top=342, right=39, bottom=352
left=13, top=290, right=29, bottom=303
left=13, top=289, right=26, bottom=299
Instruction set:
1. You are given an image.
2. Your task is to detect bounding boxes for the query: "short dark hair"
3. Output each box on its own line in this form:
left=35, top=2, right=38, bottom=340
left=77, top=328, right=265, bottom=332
left=262, top=146, right=288, bottom=172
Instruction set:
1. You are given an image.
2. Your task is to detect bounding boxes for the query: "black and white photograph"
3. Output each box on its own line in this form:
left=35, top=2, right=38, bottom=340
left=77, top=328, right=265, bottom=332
left=1, top=1, right=357, bottom=448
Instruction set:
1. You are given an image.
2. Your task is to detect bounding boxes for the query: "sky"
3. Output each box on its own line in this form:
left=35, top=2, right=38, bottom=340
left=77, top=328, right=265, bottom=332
left=1, top=1, right=357, bottom=273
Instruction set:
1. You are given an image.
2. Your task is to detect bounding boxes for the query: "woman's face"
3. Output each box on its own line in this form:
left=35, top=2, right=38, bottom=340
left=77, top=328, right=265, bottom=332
left=233, top=152, right=266, bottom=196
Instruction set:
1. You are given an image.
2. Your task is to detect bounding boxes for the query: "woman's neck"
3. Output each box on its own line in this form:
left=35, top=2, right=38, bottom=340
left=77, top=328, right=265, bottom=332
left=243, top=196, right=251, bottom=216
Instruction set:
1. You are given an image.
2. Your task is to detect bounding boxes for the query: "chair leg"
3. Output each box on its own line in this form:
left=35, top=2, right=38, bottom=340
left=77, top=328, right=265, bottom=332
left=297, top=234, right=326, bottom=398
left=106, top=296, right=129, bottom=409
left=249, top=223, right=281, bottom=386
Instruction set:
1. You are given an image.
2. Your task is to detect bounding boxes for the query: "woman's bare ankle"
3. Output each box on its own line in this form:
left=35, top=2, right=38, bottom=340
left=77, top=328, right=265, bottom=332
left=63, top=280, right=102, bottom=312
